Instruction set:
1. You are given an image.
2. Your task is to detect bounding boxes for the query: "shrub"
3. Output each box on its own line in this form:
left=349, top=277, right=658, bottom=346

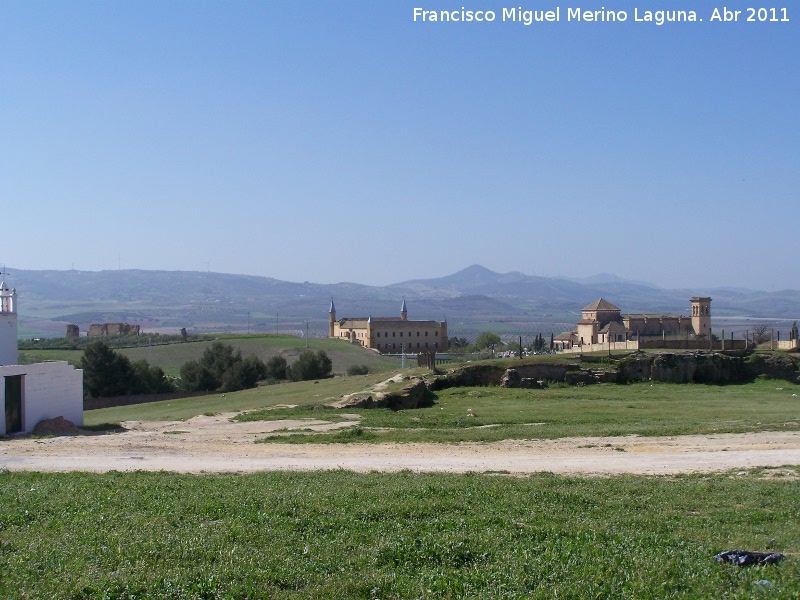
left=347, top=364, right=370, bottom=376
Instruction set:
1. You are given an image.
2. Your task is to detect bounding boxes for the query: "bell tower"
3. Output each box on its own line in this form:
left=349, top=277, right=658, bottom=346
left=328, top=299, right=336, bottom=338
left=0, top=280, right=18, bottom=366
left=690, top=297, right=711, bottom=337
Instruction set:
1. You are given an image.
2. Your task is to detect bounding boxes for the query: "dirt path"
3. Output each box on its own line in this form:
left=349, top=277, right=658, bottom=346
left=2, top=413, right=800, bottom=475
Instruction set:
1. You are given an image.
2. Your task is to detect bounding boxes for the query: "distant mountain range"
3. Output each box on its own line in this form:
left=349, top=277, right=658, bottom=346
left=6, top=265, right=800, bottom=338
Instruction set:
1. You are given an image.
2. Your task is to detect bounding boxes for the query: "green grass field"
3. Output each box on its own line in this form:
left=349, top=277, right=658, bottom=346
left=19, top=334, right=404, bottom=377
left=1, top=469, right=798, bottom=598
left=84, top=376, right=800, bottom=444
left=242, top=379, right=800, bottom=443
left=15, top=350, right=800, bottom=597
left=83, top=370, right=402, bottom=424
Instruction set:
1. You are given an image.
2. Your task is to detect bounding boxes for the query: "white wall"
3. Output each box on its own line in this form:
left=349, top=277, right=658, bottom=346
left=558, top=340, right=640, bottom=354
left=1, top=362, right=83, bottom=435
left=0, top=315, right=18, bottom=366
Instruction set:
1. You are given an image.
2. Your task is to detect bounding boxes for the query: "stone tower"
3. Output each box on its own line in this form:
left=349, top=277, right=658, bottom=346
left=328, top=299, right=336, bottom=338
left=690, top=297, right=712, bottom=337
left=0, top=281, right=18, bottom=366
left=400, top=298, right=408, bottom=321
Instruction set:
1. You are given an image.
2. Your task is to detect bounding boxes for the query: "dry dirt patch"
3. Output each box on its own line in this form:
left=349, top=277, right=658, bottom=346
left=2, top=412, right=800, bottom=475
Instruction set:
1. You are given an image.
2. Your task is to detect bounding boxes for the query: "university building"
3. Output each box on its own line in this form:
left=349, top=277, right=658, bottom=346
left=329, top=299, right=448, bottom=353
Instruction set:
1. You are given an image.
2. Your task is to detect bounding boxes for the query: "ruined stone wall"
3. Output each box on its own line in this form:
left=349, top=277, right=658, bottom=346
left=87, top=323, right=141, bottom=337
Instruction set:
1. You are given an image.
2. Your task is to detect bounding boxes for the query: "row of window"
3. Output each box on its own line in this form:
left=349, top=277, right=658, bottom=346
left=376, top=342, right=438, bottom=350
left=376, top=331, right=438, bottom=338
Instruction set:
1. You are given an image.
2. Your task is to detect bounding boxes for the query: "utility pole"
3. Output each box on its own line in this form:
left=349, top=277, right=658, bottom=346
left=306, top=320, right=309, bottom=348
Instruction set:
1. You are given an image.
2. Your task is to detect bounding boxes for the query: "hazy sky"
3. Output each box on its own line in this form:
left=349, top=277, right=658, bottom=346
left=2, top=1, right=797, bottom=290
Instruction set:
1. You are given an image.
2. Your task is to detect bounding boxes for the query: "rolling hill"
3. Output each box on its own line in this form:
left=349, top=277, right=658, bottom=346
left=6, top=266, right=800, bottom=339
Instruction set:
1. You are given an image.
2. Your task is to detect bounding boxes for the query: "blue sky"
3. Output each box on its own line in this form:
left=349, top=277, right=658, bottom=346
left=1, top=1, right=797, bottom=290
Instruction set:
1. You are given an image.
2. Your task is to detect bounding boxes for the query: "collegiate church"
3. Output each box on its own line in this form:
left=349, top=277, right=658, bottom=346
left=555, top=297, right=711, bottom=349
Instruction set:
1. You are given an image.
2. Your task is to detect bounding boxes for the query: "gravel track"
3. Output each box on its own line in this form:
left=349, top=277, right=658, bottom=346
left=2, top=413, right=799, bottom=475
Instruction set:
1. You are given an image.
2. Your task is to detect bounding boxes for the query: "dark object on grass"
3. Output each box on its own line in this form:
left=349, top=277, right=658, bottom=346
left=715, top=550, right=785, bottom=566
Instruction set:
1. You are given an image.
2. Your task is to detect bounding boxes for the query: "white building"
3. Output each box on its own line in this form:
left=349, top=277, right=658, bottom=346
left=0, top=280, right=84, bottom=435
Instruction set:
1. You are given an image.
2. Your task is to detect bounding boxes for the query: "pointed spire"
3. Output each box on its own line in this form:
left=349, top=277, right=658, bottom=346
left=401, top=298, right=407, bottom=313
left=329, top=298, right=336, bottom=314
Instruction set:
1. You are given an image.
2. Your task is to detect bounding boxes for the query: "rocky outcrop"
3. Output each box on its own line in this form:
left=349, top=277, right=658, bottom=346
left=383, top=379, right=435, bottom=410
left=429, top=365, right=506, bottom=391
left=616, top=351, right=800, bottom=384
left=745, top=353, right=800, bottom=383
left=500, top=369, right=543, bottom=389
left=649, top=352, right=747, bottom=384
left=433, top=351, right=800, bottom=391
left=336, top=395, right=378, bottom=409
left=564, top=370, right=596, bottom=386
left=336, top=378, right=435, bottom=411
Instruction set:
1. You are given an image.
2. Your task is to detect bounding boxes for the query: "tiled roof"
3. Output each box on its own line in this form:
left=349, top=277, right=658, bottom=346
left=339, top=317, right=441, bottom=327
left=582, top=298, right=621, bottom=312
left=598, top=321, right=630, bottom=334
left=623, top=313, right=686, bottom=320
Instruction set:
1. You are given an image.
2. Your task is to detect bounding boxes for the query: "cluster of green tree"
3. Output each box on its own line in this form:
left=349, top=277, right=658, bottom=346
left=448, top=337, right=470, bottom=349
left=449, top=331, right=555, bottom=355
left=531, top=333, right=553, bottom=353
left=20, top=333, right=210, bottom=351
left=81, top=340, right=330, bottom=399
left=81, top=341, right=174, bottom=398
left=179, top=345, right=333, bottom=392
left=448, top=331, right=503, bottom=355
left=252, top=350, right=334, bottom=383
left=286, top=350, right=333, bottom=381
left=475, top=331, right=502, bottom=350
left=179, top=342, right=268, bottom=392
